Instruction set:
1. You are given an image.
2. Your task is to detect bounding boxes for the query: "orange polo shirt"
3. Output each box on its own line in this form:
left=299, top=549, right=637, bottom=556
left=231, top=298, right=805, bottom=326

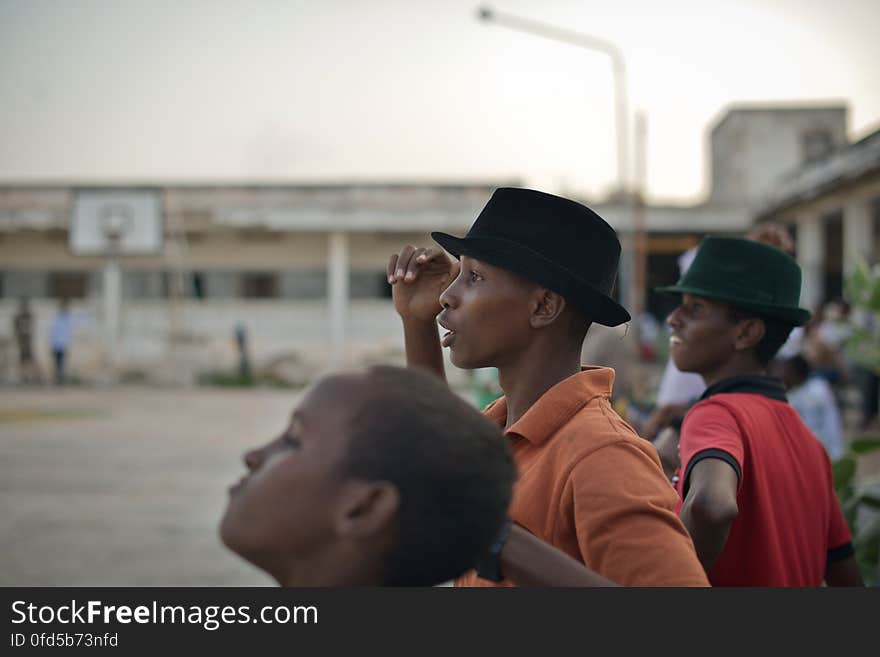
left=456, top=367, right=708, bottom=587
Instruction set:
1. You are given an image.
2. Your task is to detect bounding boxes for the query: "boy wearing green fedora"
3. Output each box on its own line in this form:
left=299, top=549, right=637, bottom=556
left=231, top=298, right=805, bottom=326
left=658, top=236, right=861, bottom=586
left=387, top=187, right=708, bottom=587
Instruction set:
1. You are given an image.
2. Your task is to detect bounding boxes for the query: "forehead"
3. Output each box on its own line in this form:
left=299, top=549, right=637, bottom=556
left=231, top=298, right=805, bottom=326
left=681, top=293, right=730, bottom=311
left=294, top=374, right=366, bottom=434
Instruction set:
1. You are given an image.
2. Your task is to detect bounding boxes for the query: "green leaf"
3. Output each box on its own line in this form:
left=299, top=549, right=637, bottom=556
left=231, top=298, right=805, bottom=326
left=833, top=456, right=857, bottom=489
left=850, top=438, right=880, bottom=454
left=842, top=495, right=860, bottom=530
left=860, top=495, right=880, bottom=510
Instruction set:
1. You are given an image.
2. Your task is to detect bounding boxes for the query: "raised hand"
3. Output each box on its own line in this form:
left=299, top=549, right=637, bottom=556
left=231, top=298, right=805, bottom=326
left=387, top=245, right=459, bottom=323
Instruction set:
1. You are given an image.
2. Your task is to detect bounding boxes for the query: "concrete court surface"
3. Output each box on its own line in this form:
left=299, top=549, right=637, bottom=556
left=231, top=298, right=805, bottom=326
left=3, top=381, right=878, bottom=587
left=0, top=385, right=305, bottom=586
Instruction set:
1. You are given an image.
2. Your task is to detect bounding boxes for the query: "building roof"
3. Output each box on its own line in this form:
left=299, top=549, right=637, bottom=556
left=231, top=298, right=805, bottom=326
left=757, top=126, right=880, bottom=218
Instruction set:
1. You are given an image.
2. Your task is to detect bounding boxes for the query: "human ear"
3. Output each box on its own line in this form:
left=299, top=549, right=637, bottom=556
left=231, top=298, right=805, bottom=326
left=734, top=318, right=766, bottom=352
left=334, top=481, right=400, bottom=539
left=530, top=288, right=566, bottom=329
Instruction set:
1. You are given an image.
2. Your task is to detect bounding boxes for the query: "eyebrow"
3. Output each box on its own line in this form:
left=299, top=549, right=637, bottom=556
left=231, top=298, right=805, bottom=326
left=463, top=256, right=490, bottom=270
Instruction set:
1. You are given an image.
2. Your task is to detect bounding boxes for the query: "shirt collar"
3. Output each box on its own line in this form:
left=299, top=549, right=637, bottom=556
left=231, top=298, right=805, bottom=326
left=699, top=374, right=788, bottom=403
left=484, top=367, right=615, bottom=446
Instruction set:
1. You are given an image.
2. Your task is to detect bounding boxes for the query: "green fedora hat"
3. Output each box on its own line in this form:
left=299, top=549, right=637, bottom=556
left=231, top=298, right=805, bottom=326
left=655, top=236, right=811, bottom=326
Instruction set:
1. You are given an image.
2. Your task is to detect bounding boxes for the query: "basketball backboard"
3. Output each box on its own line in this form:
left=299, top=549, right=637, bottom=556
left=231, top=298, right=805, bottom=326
left=70, top=188, right=163, bottom=255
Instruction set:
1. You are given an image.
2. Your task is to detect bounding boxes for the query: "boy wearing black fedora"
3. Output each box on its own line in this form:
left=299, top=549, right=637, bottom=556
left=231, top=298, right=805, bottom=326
left=387, top=187, right=708, bottom=587
left=658, top=236, right=861, bottom=586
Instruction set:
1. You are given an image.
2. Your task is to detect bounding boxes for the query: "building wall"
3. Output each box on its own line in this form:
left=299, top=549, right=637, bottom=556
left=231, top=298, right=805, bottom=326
left=710, top=107, right=848, bottom=208
left=0, top=297, right=419, bottom=385
left=0, top=184, right=456, bottom=383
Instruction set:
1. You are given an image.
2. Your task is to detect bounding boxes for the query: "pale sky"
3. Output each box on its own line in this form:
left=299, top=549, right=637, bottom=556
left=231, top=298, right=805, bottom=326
left=1, top=0, right=878, bottom=203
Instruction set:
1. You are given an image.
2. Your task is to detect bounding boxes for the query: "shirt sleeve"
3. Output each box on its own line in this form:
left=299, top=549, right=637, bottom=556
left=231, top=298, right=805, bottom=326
left=565, top=442, right=709, bottom=587
left=679, top=400, right=745, bottom=498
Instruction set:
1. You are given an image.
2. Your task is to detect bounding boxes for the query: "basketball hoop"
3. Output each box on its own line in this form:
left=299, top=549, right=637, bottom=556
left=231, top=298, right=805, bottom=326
left=98, top=203, right=134, bottom=252
left=70, top=189, right=162, bottom=256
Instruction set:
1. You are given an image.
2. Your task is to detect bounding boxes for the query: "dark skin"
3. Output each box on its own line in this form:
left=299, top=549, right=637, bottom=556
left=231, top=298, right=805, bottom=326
left=220, top=375, right=400, bottom=586
left=387, top=245, right=616, bottom=586
left=668, top=293, right=862, bottom=585
left=388, top=246, right=584, bottom=429
left=501, top=523, right=616, bottom=587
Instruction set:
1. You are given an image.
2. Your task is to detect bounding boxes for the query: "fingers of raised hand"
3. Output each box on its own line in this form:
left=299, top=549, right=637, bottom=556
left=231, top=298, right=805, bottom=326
left=416, top=246, right=445, bottom=265
left=389, top=245, right=416, bottom=283
left=405, top=247, right=434, bottom=281
left=387, top=254, right=399, bottom=283
left=389, top=245, right=451, bottom=284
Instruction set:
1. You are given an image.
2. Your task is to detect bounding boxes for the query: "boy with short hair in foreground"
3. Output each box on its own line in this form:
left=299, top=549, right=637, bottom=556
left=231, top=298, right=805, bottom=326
left=220, top=365, right=615, bottom=586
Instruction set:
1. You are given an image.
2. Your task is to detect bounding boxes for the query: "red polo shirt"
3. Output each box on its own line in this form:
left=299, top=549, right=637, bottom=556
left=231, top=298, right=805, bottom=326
left=676, top=376, right=853, bottom=587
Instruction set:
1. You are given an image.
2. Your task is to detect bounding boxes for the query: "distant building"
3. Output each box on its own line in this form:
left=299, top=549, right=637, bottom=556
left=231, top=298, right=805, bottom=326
left=0, top=104, right=859, bottom=383
left=0, top=183, right=503, bottom=383
left=755, top=125, right=880, bottom=310
left=603, top=103, right=848, bottom=319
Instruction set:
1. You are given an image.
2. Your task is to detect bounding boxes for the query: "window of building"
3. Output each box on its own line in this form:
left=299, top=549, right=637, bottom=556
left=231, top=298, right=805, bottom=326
left=279, top=270, right=327, bottom=299
left=350, top=270, right=393, bottom=299
left=801, top=129, right=834, bottom=165
left=124, top=271, right=164, bottom=299
left=48, top=271, right=88, bottom=299
left=241, top=272, right=279, bottom=298
left=0, top=271, right=48, bottom=299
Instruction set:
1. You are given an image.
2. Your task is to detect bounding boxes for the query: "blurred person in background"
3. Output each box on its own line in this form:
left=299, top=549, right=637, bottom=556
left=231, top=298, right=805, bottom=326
left=807, top=300, right=851, bottom=386
left=13, top=297, right=41, bottom=384
left=49, top=298, right=75, bottom=385
left=234, top=322, right=252, bottom=383
left=776, top=355, right=845, bottom=461
left=801, top=312, right=849, bottom=409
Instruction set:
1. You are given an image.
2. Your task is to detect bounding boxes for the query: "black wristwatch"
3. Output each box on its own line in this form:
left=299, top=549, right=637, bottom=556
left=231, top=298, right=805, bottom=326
left=475, top=516, right=513, bottom=582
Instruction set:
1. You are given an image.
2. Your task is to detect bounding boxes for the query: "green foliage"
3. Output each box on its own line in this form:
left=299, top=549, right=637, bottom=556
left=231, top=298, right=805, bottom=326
left=837, top=259, right=880, bottom=584
left=845, top=260, right=880, bottom=372
left=832, top=441, right=880, bottom=586
left=850, top=437, right=880, bottom=454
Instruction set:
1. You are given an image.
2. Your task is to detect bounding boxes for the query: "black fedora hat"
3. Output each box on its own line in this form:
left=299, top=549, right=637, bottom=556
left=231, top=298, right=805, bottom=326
left=431, top=188, right=630, bottom=327
left=655, top=236, right=811, bottom=326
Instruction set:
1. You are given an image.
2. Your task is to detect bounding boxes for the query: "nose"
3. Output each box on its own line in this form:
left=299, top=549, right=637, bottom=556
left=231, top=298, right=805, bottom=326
left=438, top=272, right=462, bottom=310
left=667, top=305, right=682, bottom=330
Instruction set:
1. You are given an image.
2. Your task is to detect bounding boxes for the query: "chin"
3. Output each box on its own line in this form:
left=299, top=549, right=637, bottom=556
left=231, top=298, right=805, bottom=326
left=448, top=349, right=471, bottom=369
left=218, top=512, right=238, bottom=551
left=450, top=352, right=488, bottom=370
left=670, top=354, right=691, bottom=373
left=218, top=507, right=251, bottom=558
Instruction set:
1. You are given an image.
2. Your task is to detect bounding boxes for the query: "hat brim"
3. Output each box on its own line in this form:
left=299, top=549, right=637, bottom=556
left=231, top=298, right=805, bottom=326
left=433, top=232, right=631, bottom=327
left=655, top=284, right=811, bottom=326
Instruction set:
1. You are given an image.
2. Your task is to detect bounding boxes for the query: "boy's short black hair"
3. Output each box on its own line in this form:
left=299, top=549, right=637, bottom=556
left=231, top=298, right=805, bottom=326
left=341, top=365, right=516, bottom=586
left=728, top=306, right=795, bottom=367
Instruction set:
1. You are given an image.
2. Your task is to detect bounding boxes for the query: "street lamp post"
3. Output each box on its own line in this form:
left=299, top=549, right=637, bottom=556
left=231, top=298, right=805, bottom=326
left=476, top=5, right=645, bottom=335
left=477, top=5, right=629, bottom=197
